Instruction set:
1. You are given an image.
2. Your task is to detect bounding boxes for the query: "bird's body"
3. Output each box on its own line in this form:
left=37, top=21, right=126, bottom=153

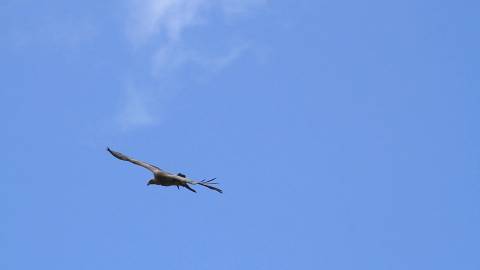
left=107, top=148, right=222, bottom=193
left=148, top=172, right=192, bottom=187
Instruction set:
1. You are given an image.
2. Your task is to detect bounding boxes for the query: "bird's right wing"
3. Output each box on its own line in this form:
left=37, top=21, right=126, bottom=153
left=107, top=148, right=162, bottom=174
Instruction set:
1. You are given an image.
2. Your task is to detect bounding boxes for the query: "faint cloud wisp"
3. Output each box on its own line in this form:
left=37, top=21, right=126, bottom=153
left=116, top=86, right=156, bottom=130
left=116, top=0, right=265, bottom=130
left=128, top=0, right=209, bottom=44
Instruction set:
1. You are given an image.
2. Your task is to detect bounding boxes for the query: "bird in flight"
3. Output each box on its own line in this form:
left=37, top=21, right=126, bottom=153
left=107, top=148, right=222, bottom=193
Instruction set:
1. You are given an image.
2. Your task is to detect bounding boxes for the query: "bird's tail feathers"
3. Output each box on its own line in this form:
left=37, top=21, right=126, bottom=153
left=197, top=178, right=223, bottom=193
left=183, top=183, right=197, bottom=193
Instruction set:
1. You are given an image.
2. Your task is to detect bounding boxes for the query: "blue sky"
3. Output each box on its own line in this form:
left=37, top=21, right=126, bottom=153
left=2, top=0, right=480, bottom=269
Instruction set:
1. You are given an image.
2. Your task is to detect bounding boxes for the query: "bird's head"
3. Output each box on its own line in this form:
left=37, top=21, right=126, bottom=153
left=147, top=179, right=155, bottom=185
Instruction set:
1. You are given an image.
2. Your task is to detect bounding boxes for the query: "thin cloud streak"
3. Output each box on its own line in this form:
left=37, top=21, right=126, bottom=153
left=152, top=41, right=251, bottom=74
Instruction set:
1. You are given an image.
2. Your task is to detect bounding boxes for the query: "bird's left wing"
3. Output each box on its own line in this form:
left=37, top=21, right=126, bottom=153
left=107, top=148, right=163, bottom=174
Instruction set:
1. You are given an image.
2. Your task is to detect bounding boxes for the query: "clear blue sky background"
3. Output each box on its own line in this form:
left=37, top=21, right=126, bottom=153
left=2, top=0, right=479, bottom=269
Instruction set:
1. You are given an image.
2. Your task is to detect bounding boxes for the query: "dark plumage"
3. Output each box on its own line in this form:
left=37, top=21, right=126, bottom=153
left=107, top=148, right=222, bottom=193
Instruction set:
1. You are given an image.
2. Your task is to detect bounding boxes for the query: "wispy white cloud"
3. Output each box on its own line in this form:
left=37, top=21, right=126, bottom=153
left=127, top=0, right=265, bottom=45
left=127, top=0, right=209, bottom=44
left=117, top=0, right=265, bottom=130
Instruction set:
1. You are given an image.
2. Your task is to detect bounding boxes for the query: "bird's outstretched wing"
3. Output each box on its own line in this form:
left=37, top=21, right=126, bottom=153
left=107, top=148, right=162, bottom=174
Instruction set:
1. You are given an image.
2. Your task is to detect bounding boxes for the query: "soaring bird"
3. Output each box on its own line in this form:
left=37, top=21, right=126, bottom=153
left=107, top=148, right=222, bottom=193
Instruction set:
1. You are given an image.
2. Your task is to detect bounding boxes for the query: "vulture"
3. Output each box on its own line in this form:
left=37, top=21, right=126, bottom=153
left=107, top=148, right=222, bottom=193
